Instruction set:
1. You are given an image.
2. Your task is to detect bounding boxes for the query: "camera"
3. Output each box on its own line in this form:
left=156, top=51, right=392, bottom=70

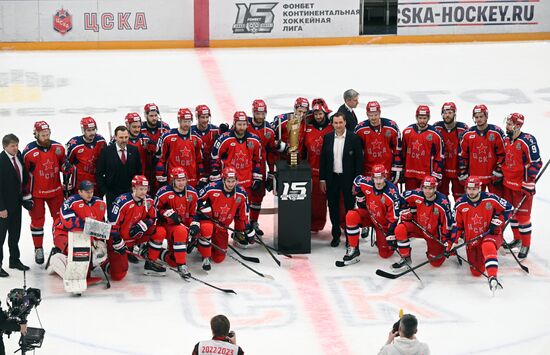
left=392, top=319, right=400, bottom=336
left=2, top=281, right=45, bottom=353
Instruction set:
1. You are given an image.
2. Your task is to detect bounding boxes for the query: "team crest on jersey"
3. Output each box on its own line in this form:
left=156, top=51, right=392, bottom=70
left=55, top=147, right=62, bottom=155
left=169, top=195, right=174, bottom=199
left=79, top=203, right=84, bottom=208
left=434, top=209, right=439, bottom=216
left=100, top=204, right=104, bottom=211
left=247, top=141, right=254, bottom=148
left=146, top=201, right=151, bottom=210
left=489, top=134, right=495, bottom=141
left=187, top=196, right=193, bottom=202
left=365, top=131, right=370, bottom=135
left=516, top=143, right=522, bottom=150
left=213, top=193, right=220, bottom=197
left=380, top=196, right=386, bottom=204
left=427, top=134, right=433, bottom=141
left=265, top=132, right=272, bottom=139
left=78, top=148, right=84, bottom=153
left=385, top=130, right=391, bottom=137
left=33, top=152, right=39, bottom=157
left=171, top=138, right=177, bottom=142
left=485, top=202, right=492, bottom=210
left=236, top=197, right=242, bottom=203
left=231, top=142, right=236, bottom=146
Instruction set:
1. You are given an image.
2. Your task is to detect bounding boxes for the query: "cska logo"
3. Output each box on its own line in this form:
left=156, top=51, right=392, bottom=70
left=53, top=8, right=72, bottom=35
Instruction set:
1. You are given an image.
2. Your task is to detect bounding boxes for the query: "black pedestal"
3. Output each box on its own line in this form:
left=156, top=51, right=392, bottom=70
left=274, top=160, right=311, bottom=254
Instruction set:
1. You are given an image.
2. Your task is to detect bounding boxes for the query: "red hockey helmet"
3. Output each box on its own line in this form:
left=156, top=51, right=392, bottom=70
left=294, top=97, right=310, bottom=110
left=170, top=167, right=187, bottom=181
left=80, top=116, right=97, bottom=130
left=441, top=102, right=457, bottom=114
left=177, top=108, right=193, bottom=121
left=132, top=175, right=149, bottom=187
left=252, top=99, right=267, bottom=113
left=222, top=166, right=238, bottom=180
left=233, top=111, right=248, bottom=123
left=506, top=113, right=525, bottom=128
left=472, top=104, right=488, bottom=117
left=33, top=121, right=50, bottom=135
left=367, top=101, right=381, bottom=113
left=465, top=176, right=482, bottom=189
left=422, top=176, right=438, bottom=188
left=144, top=103, right=159, bottom=114
left=195, top=104, right=211, bottom=117
left=125, top=112, right=142, bottom=125
left=416, top=105, right=430, bottom=117
left=311, top=98, right=331, bottom=114
left=371, top=164, right=387, bottom=178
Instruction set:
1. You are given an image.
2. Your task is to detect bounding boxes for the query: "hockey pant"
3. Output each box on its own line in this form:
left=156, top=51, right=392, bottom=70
left=106, top=226, right=164, bottom=281
left=483, top=182, right=504, bottom=198
left=29, top=192, right=64, bottom=249
left=439, top=176, right=463, bottom=202
left=199, top=221, right=236, bottom=264
left=148, top=224, right=189, bottom=267
left=345, top=208, right=394, bottom=258
left=394, top=222, right=446, bottom=267
left=311, top=176, right=327, bottom=232
left=466, top=233, right=502, bottom=278
left=503, top=186, right=533, bottom=247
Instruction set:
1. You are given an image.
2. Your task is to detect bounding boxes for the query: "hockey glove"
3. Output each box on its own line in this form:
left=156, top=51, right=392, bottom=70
left=130, top=220, right=148, bottom=239
left=189, top=222, right=200, bottom=238
left=252, top=173, right=263, bottom=192
left=386, top=234, right=397, bottom=249
left=491, top=169, right=503, bottom=186
left=488, top=217, right=503, bottom=234
left=391, top=167, right=402, bottom=184
left=209, top=171, right=221, bottom=182
left=219, top=123, right=229, bottom=134
left=163, top=209, right=181, bottom=224
left=400, top=208, right=413, bottom=222
left=265, top=172, right=275, bottom=192
left=521, top=181, right=536, bottom=195
left=356, top=194, right=366, bottom=209
left=458, top=172, right=469, bottom=182
left=244, top=226, right=257, bottom=244
left=431, top=171, right=442, bottom=181
left=112, top=236, right=128, bottom=255
left=22, top=196, right=34, bottom=211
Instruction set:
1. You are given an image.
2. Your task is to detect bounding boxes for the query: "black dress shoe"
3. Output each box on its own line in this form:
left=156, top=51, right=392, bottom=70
left=330, top=235, right=341, bottom=247
left=0, top=268, right=9, bottom=277
left=9, top=260, right=30, bottom=271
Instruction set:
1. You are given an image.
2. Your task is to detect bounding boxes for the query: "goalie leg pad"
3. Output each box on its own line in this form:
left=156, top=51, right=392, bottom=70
left=47, top=253, right=67, bottom=277
left=64, top=232, right=91, bottom=294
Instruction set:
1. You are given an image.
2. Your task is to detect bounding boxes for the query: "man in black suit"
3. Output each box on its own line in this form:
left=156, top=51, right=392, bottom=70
left=336, top=89, right=360, bottom=131
left=0, top=134, right=33, bottom=277
left=96, top=126, right=142, bottom=212
left=319, top=113, right=363, bottom=247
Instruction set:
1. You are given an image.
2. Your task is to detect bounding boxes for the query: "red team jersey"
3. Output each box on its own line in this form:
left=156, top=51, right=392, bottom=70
left=156, top=129, right=205, bottom=186
left=353, top=176, right=401, bottom=230
left=155, top=184, right=198, bottom=227
left=502, top=132, right=542, bottom=191
left=302, top=120, right=333, bottom=177
left=55, top=195, right=106, bottom=233
left=196, top=181, right=249, bottom=230
left=354, top=117, right=402, bottom=175
left=402, top=189, right=453, bottom=239
left=211, top=131, right=262, bottom=189
left=192, top=124, right=220, bottom=176
left=459, top=124, right=505, bottom=184
left=66, top=135, right=107, bottom=187
left=140, top=121, right=170, bottom=145
left=108, top=193, right=156, bottom=241
left=454, top=192, right=513, bottom=241
left=401, top=125, right=444, bottom=180
left=433, top=121, right=469, bottom=179
left=246, top=117, right=278, bottom=176
left=127, top=133, right=157, bottom=175
left=23, top=141, right=66, bottom=199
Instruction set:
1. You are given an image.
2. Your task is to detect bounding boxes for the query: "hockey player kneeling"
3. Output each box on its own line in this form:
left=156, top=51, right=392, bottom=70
left=451, top=176, right=513, bottom=295
left=107, top=175, right=166, bottom=280
left=47, top=180, right=110, bottom=295
left=196, top=167, right=257, bottom=269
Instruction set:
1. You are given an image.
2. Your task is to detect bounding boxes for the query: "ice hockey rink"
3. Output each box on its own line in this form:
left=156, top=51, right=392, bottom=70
left=1, top=40, right=550, bottom=354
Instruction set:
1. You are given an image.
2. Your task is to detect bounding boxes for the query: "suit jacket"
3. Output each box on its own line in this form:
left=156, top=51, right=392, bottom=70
left=96, top=143, right=142, bottom=197
left=336, top=104, right=359, bottom=131
left=0, top=150, right=29, bottom=212
left=319, top=131, right=363, bottom=187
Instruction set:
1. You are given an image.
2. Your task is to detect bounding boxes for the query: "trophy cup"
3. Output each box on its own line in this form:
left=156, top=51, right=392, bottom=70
left=286, top=111, right=302, bottom=167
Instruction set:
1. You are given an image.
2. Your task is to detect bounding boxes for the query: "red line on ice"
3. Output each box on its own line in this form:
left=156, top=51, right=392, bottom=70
left=288, top=258, right=352, bottom=354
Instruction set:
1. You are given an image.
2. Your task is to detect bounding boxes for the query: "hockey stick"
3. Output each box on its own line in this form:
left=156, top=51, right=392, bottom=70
left=128, top=251, right=237, bottom=294
left=253, top=235, right=281, bottom=267
left=262, top=243, right=292, bottom=258
left=99, top=263, right=111, bottom=289
left=376, top=230, right=490, bottom=279
left=365, top=208, right=424, bottom=285
left=410, top=219, right=462, bottom=266
left=108, top=121, right=113, bottom=141
left=199, top=237, right=274, bottom=280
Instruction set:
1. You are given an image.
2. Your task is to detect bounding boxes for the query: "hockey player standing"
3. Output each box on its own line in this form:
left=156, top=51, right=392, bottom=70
left=191, top=104, right=221, bottom=184
left=125, top=112, right=157, bottom=177
left=401, top=106, right=444, bottom=190
left=23, top=121, right=67, bottom=264
left=501, top=113, right=542, bottom=259
left=140, top=103, right=170, bottom=194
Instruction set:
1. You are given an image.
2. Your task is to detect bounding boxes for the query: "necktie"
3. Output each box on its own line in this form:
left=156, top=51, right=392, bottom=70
left=12, top=157, right=22, bottom=185
left=120, top=149, right=126, bottom=164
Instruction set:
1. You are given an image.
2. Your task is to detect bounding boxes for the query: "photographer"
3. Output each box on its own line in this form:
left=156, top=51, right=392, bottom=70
left=378, top=314, right=430, bottom=355
left=192, top=314, right=244, bottom=355
left=1, top=302, right=27, bottom=355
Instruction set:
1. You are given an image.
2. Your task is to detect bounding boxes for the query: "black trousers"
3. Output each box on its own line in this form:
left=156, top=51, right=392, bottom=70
left=0, top=207, right=22, bottom=266
left=327, top=173, right=355, bottom=237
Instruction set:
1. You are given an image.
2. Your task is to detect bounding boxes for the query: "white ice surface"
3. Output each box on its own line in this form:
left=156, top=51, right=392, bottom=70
left=1, top=41, right=550, bottom=354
